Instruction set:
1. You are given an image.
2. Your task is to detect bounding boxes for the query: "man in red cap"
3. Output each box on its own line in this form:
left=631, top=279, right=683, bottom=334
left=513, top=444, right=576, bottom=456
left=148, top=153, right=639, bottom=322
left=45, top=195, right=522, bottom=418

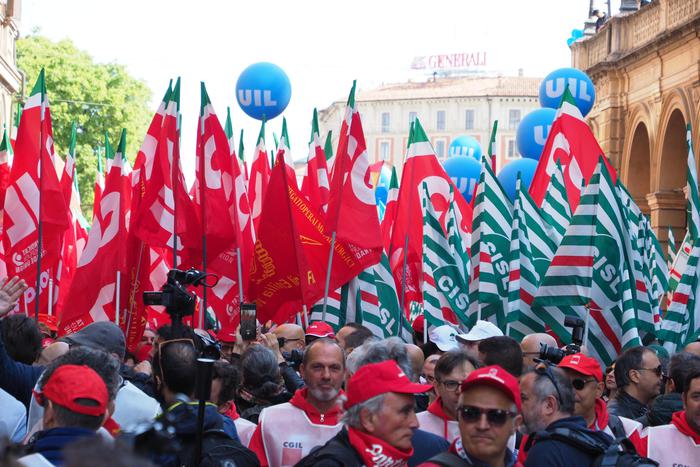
left=248, top=338, right=346, bottom=466
left=21, top=364, right=108, bottom=466
left=558, top=353, right=642, bottom=441
left=633, top=370, right=700, bottom=464
left=305, top=321, right=335, bottom=344
left=296, top=359, right=432, bottom=466
left=420, top=365, right=522, bottom=467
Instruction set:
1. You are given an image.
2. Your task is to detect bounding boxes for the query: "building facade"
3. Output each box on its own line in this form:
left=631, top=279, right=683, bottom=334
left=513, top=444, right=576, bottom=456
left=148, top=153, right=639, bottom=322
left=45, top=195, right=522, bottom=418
left=571, top=0, right=700, bottom=242
left=0, top=0, right=20, bottom=132
left=317, top=76, right=542, bottom=177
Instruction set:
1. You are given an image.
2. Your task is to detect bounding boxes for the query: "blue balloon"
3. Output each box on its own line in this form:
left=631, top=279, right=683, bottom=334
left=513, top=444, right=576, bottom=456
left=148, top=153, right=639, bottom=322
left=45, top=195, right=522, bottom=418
left=516, top=108, right=557, bottom=160
left=571, top=29, right=584, bottom=39
left=497, top=158, right=539, bottom=201
left=375, top=164, right=392, bottom=216
left=539, top=68, right=596, bottom=117
left=567, top=37, right=576, bottom=47
left=236, top=62, right=291, bottom=120
left=442, top=156, right=481, bottom=202
left=449, top=135, right=482, bottom=159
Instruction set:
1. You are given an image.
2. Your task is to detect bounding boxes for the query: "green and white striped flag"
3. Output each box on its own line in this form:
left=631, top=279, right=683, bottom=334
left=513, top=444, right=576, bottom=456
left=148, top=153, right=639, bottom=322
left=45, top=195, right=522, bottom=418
left=421, top=183, right=471, bottom=329
left=533, top=157, right=642, bottom=365
left=224, top=107, right=235, bottom=156
left=659, top=245, right=700, bottom=352
left=540, top=158, right=572, bottom=246
left=468, top=157, right=513, bottom=328
left=446, top=185, right=471, bottom=285
left=520, top=182, right=558, bottom=281
left=688, top=124, right=700, bottom=242
left=371, top=253, right=414, bottom=342
left=507, top=177, right=545, bottom=341
left=668, top=226, right=677, bottom=266
left=309, top=287, right=345, bottom=331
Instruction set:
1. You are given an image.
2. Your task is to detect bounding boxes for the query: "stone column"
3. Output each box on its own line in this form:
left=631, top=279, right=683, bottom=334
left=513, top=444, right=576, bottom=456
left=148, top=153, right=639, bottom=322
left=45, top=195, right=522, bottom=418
left=646, top=190, right=685, bottom=244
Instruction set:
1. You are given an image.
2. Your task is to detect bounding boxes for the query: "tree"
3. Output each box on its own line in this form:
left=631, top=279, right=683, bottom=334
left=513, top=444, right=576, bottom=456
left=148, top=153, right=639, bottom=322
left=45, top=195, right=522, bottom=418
left=17, top=35, right=152, bottom=219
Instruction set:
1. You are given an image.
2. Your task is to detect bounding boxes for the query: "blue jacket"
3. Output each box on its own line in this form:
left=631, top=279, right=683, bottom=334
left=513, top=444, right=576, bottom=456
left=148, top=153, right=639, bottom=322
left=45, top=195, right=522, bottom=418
left=524, top=416, right=614, bottom=467
left=0, top=329, right=43, bottom=409
left=27, top=427, right=97, bottom=466
left=409, top=428, right=450, bottom=467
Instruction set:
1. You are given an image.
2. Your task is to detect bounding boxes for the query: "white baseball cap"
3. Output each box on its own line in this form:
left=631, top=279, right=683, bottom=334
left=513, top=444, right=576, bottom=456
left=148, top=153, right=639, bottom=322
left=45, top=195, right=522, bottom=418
left=429, top=325, right=460, bottom=351
left=456, top=320, right=503, bottom=343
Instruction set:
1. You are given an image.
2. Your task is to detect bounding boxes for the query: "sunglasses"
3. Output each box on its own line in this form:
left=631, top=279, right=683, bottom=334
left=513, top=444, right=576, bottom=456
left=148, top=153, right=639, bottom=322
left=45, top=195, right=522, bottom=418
left=571, top=378, right=597, bottom=390
left=636, top=365, right=663, bottom=377
left=458, top=405, right=516, bottom=427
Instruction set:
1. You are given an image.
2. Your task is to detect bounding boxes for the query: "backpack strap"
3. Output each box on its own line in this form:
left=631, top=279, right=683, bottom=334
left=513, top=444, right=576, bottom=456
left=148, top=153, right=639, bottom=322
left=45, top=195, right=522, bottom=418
left=532, top=427, right=608, bottom=457
left=425, top=451, right=473, bottom=467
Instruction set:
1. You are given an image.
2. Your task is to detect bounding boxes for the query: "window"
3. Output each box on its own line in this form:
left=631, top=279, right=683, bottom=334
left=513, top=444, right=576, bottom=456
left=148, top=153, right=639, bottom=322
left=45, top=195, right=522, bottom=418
left=507, top=139, right=520, bottom=160
left=508, top=109, right=521, bottom=129
left=381, top=112, right=390, bottom=133
left=465, top=110, right=475, bottom=130
left=409, top=111, right=417, bottom=127
left=380, top=141, right=390, bottom=161
left=435, top=139, right=446, bottom=159
left=437, top=110, right=446, bottom=130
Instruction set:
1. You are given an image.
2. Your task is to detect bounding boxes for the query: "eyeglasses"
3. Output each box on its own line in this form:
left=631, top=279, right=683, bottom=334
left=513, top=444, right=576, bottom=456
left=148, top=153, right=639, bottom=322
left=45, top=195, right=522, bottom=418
left=436, top=379, right=461, bottom=392
left=535, top=365, right=563, bottom=404
left=571, top=378, right=597, bottom=390
left=636, top=366, right=663, bottom=377
left=277, top=337, right=303, bottom=348
left=457, top=405, right=516, bottom=427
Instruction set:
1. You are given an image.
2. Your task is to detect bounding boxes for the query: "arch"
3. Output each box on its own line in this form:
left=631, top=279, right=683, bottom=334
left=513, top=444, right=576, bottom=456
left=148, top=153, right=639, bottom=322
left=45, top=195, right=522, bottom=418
left=657, top=109, right=688, bottom=191
left=624, top=122, right=651, bottom=198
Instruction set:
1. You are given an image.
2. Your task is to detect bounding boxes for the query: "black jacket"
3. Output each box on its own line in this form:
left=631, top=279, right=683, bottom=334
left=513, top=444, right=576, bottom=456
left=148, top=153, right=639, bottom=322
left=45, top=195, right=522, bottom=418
left=635, top=393, right=683, bottom=428
left=524, top=416, right=614, bottom=467
left=607, top=390, right=648, bottom=420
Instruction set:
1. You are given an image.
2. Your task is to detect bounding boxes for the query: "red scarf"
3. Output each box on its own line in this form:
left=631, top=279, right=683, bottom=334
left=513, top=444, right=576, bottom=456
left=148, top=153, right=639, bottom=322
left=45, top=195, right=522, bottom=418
left=427, top=397, right=454, bottom=438
left=590, top=398, right=609, bottom=431
left=672, top=410, right=700, bottom=444
left=103, top=417, right=120, bottom=437
left=347, top=426, right=413, bottom=467
left=223, top=401, right=240, bottom=421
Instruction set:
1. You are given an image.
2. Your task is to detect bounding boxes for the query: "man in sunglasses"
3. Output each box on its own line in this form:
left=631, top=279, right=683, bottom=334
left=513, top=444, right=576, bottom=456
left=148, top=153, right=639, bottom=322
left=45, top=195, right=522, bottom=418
left=417, top=350, right=478, bottom=442
left=272, top=323, right=306, bottom=353
left=558, top=353, right=642, bottom=441
left=608, top=346, right=662, bottom=420
left=420, top=365, right=522, bottom=467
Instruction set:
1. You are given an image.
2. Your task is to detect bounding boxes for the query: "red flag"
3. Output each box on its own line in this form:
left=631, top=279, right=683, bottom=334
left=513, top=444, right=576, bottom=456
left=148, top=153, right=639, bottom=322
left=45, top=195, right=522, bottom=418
left=529, top=87, right=616, bottom=211
left=300, top=109, right=330, bottom=216
left=248, top=120, right=270, bottom=234
left=59, top=129, right=131, bottom=334
left=388, top=118, right=473, bottom=312
left=380, top=166, right=399, bottom=253
left=325, top=82, right=382, bottom=271
left=3, top=70, right=70, bottom=314
left=249, top=153, right=365, bottom=324
left=132, top=78, right=201, bottom=268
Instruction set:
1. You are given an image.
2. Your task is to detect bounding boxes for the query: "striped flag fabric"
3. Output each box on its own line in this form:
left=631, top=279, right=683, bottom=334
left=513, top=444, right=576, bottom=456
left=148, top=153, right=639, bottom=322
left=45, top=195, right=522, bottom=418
left=300, top=108, right=330, bottom=216
left=372, top=252, right=414, bottom=342
left=539, top=158, right=571, bottom=247
left=659, top=244, right=700, bottom=352
left=520, top=182, right=558, bottom=281
left=381, top=165, right=399, bottom=253
left=467, top=157, right=512, bottom=328
left=507, top=177, right=545, bottom=341
left=446, top=185, right=470, bottom=286
left=668, top=226, right=677, bottom=266
left=533, top=157, right=642, bottom=365
left=687, top=124, right=700, bottom=243
left=421, top=182, right=470, bottom=329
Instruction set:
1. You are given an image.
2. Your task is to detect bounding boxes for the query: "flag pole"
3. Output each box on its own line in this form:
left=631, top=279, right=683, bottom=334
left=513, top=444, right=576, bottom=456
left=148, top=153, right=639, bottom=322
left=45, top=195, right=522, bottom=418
left=399, top=233, right=409, bottom=313
left=423, top=305, right=428, bottom=345
left=198, top=109, right=207, bottom=330
left=47, top=274, right=53, bottom=317
left=35, top=94, right=45, bottom=323
left=302, top=305, right=309, bottom=330
left=115, top=271, right=121, bottom=326
left=584, top=302, right=591, bottom=346
left=321, top=232, right=336, bottom=322
left=488, top=120, right=498, bottom=173
left=235, top=247, right=244, bottom=304
left=125, top=242, right=146, bottom=338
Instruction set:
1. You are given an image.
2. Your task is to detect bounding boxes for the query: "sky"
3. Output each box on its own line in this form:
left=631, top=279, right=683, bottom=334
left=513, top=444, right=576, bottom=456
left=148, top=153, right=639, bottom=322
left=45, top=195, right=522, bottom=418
left=22, top=0, right=621, bottom=185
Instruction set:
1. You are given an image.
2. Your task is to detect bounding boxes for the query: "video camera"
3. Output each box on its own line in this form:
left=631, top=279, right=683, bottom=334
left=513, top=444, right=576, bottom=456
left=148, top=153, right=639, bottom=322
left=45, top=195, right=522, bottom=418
left=538, top=316, right=585, bottom=364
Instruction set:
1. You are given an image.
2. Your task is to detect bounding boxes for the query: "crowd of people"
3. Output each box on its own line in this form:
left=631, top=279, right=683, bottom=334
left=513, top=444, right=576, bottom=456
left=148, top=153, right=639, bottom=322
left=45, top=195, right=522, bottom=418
left=0, top=276, right=699, bottom=466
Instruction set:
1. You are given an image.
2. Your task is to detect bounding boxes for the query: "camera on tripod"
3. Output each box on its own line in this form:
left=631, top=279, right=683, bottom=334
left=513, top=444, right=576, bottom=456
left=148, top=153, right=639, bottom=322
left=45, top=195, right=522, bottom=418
left=538, top=316, right=585, bottom=364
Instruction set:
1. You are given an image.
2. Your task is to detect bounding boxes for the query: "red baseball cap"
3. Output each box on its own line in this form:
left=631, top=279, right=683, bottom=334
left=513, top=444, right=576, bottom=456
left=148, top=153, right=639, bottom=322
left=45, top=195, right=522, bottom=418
left=559, top=353, right=603, bottom=382
left=38, top=314, right=58, bottom=332
left=412, top=315, right=425, bottom=334
left=37, top=364, right=108, bottom=417
left=346, top=360, right=433, bottom=408
left=306, top=321, right=335, bottom=339
left=460, top=365, right=521, bottom=412
left=217, top=327, right=237, bottom=344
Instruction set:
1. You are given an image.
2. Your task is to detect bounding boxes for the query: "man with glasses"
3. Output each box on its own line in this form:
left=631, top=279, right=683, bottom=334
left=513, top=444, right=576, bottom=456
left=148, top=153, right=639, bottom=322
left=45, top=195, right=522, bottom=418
left=558, top=353, right=642, bottom=440
left=608, top=346, right=663, bottom=419
left=272, top=324, right=306, bottom=354
left=420, top=365, right=522, bottom=467
left=519, top=364, right=613, bottom=466
left=417, top=350, right=478, bottom=442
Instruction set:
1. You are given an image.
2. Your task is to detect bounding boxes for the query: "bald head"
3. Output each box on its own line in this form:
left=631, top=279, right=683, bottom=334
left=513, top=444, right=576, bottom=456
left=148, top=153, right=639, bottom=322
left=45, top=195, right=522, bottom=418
left=273, top=324, right=305, bottom=352
left=521, top=333, right=558, bottom=369
left=405, top=344, right=425, bottom=383
left=684, top=341, right=700, bottom=357
left=37, top=341, right=70, bottom=366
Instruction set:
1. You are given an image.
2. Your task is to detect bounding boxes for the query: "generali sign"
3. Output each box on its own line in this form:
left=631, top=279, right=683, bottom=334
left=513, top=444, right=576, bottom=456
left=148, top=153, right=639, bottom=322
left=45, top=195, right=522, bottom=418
left=411, top=52, right=487, bottom=70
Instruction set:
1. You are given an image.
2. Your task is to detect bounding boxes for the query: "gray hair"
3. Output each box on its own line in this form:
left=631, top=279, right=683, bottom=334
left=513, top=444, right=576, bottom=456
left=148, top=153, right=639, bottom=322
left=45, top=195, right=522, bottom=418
left=527, top=367, right=575, bottom=415
left=342, top=393, right=385, bottom=428
left=346, top=337, right=413, bottom=379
